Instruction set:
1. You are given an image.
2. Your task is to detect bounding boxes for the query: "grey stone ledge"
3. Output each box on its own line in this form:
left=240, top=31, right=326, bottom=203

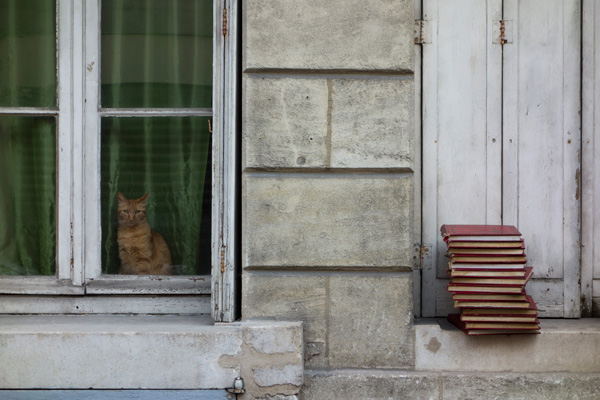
left=0, top=315, right=304, bottom=395
left=301, top=369, right=600, bottom=400
left=415, top=318, right=600, bottom=373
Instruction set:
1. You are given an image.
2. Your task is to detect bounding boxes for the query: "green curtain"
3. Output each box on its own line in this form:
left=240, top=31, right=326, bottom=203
left=0, top=0, right=56, bottom=276
left=100, top=0, right=213, bottom=275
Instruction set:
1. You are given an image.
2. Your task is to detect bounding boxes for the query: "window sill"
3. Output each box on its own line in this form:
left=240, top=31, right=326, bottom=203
left=0, top=315, right=304, bottom=391
left=415, top=318, right=600, bottom=373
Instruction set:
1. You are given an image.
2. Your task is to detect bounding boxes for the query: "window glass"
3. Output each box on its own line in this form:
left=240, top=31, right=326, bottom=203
left=100, top=117, right=211, bottom=275
left=100, top=0, right=213, bottom=276
left=0, top=0, right=56, bottom=107
left=0, top=117, right=56, bottom=275
left=101, top=0, right=213, bottom=109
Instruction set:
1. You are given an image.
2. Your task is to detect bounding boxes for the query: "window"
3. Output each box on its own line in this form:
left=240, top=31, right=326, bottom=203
left=0, top=0, right=238, bottom=321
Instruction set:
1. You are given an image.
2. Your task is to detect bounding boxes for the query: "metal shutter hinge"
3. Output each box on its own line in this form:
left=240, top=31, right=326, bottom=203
left=414, top=20, right=431, bottom=44
left=220, top=246, right=226, bottom=273
left=493, top=20, right=513, bottom=44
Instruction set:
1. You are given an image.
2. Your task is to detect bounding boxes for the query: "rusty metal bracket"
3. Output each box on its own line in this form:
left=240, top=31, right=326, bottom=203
left=414, top=20, right=431, bottom=45
left=226, top=377, right=245, bottom=394
left=493, top=20, right=513, bottom=45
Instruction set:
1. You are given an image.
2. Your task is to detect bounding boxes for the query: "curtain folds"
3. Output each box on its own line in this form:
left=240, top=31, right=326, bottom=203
left=0, top=0, right=56, bottom=276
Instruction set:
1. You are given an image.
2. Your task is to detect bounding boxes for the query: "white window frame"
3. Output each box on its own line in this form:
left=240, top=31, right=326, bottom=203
left=0, top=0, right=239, bottom=322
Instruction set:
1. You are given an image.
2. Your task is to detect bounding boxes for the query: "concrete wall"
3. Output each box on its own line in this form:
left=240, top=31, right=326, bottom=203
left=241, top=0, right=416, bottom=375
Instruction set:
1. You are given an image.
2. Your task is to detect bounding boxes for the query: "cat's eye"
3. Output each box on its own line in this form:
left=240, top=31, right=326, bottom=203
left=122, top=210, right=129, bottom=214
left=135, top=210, right=142, bottom=214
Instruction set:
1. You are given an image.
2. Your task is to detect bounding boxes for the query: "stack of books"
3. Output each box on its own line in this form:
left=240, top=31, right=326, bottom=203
left=441, top=224, right=540, bottom=336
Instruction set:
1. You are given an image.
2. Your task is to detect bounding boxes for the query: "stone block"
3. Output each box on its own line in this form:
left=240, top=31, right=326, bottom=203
left=328, top=273, right=414, bottom=368
left=243, top=174, right=413, bottom=268
left=242, top=272, right=328, bottom=368
left=0, top=315, right=241, bottom=389
left=301, top=370, right=441, bottom=400
left=330, top=78, right=414, bottom=169
left=253, top=365, right=304, bottom=387
left=243, top=77, right=414, bottom=170
left=243, top=77, right=329, bottom=169
left=441, top=373, right=600, bottom=400
left=244, top=321, right=303, bottom=355
left=243, top=0, right=414, bottom=71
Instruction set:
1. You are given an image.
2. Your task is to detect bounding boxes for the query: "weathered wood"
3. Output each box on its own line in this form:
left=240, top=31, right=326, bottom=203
left=85, top=277, right=211, bottom=295
left=212, top=0, right=240, bottom=322
left=503, top=0, right=581, bottom=318
left=582, top=0, right=600, bottom=316
left=413, top=0, right=423, bottom=317
left=422, top=0, right=581, bottom=317
left=0, top=295, right=211, bottom=315
left=421, top=0, right=502, bottom=317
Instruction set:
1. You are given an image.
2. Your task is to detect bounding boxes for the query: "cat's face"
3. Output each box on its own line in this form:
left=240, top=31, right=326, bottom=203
left=117, top=192, right=149, bottom=227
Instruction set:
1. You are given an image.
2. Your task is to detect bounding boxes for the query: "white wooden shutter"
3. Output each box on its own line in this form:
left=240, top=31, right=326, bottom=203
left=421, top=0, right=581, bottom=318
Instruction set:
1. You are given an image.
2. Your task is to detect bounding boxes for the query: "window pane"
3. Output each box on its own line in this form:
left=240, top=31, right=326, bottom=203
left=0, top=117, right=56, bottom=276
left=101, top=117, right=211, bottom=275
left=0, top=0, right=56, bottom=107
left=101, top=0, right=213, bottom=109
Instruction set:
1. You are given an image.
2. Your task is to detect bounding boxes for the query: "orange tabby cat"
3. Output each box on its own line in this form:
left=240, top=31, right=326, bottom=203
left=117, top=192, right=173, bottom=275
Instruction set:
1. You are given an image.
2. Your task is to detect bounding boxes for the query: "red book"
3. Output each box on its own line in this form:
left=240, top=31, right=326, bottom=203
left=453, top=294, right=537, bottom=309
left=447, top=284, right=526, bottom=294
left=448, top=246, right=526, bottom=256
left=460, top=307, right=538, bottom=316
left=448, top=313, right=540, bottom=335
left=449, top=262, right=526, bottom=270
left=448, top=267, right=528, bottom=278
left=460, top=314, right=539, bottom=323
left=450, top=254, right=527, bottom=264
left=449, top=267, right=534, bottom=286
left=446, top=239, right=525, bottom=249
left=441, top=224, right=522, bottom=241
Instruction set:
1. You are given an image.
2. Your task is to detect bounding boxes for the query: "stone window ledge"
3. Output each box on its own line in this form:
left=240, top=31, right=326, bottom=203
left=0, top=315, right=303, bottom=398
left=415, top=318, right=600, bottom=373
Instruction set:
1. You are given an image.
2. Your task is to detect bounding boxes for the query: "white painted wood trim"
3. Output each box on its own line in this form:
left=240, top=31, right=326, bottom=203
left=0, top=296, right=210, bottom=315
left=581, top=0, right=597, bottom=316
left=99, top=108, right=213, bottom=117
left=501, top=0, right=519, bottom=227
left=83, top=0, right=220, bottom=302
left=413, top=0, right=423, bottom=318
left=0, top=108, right=58, bottom=115
left=84, top=0, right=102, bottom=281
left=69, top=0, right=86, bottom=286
left=212, top=0, right=240, bottom=323
left=85, top=277, right=211, bottom=295
left=561, top=0, right=582, bottom=318
left=420, top=0, right=438, bottom=317
left=56, top=0, right=76, bottom=283
left=0, top=277, right=84, bottom=295
left=486, top=0, right=503, bottom=225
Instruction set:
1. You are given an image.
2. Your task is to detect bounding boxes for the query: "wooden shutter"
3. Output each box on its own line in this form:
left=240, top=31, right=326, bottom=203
left=421, top=0, right=581, bottom=318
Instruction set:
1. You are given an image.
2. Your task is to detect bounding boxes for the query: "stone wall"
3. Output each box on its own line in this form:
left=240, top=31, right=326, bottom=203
left=241, top=0, right=416, bottom=375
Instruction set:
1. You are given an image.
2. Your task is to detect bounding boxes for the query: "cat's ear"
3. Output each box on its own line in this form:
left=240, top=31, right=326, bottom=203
left=117, top=192, right=127, bottom=205
left=138, top=193, right=150, bottom=205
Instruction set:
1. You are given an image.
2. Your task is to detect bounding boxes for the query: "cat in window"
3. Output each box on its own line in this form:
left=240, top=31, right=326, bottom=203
left=117, top=192, right=173, bottom=275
